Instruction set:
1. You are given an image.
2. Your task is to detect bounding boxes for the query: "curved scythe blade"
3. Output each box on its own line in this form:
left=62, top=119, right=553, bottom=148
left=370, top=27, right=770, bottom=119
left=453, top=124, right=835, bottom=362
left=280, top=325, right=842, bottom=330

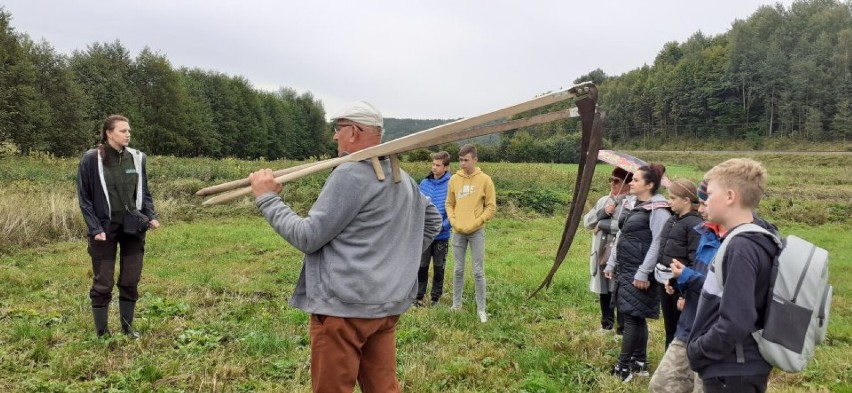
left=530, top=86, right=603, bottom=297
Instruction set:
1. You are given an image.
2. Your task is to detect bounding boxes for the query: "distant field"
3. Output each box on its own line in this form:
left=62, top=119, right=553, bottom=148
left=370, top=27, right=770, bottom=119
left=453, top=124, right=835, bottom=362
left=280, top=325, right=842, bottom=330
left=0, top=152, right=849, bottom=391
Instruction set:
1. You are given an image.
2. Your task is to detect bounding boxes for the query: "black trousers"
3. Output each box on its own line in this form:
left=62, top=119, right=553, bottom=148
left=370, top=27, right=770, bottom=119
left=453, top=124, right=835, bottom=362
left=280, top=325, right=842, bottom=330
left=598, top=293, right=624, bottom=332
left=703, top=375, right=769, bottom=393
left=618, top=314, right=649, bottom=366
left=417, top=239, right=448, bottom=302
left=660, top=291, right=681, bottom=349
left=88, top=222, right=145, bottom=307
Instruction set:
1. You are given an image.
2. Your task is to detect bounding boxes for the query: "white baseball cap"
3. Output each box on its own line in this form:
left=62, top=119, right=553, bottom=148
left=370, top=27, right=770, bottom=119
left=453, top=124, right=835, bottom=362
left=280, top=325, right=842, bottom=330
left=330, top=100, right=383, bottom=128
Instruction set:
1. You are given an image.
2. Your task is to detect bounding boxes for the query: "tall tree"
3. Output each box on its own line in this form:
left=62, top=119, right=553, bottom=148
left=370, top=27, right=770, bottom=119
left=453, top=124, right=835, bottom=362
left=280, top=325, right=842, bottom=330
left=804, top=106, right=825, bottom=140
left=132, top=47, right=191, bottom=155
left=831, top=99, right=852, bottom=140
left=24, top=38, right=91, bottom=155
left=70, top=41, right=140, bottom=138
left=0, top=9, right=41, bottom=153
left=573, top=68, right=608, bottom=85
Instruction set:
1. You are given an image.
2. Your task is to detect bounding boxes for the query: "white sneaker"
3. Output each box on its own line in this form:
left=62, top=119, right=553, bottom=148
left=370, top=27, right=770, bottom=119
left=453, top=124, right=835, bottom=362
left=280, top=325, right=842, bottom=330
left=478, top=310, right=488, bottom=323
left=450, top=304, right=461, bottom=311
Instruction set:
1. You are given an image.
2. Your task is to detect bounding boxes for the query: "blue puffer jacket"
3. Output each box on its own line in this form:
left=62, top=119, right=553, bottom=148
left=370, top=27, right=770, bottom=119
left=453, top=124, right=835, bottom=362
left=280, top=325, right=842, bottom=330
left=673, top=222, right=721, bottom=342
left=419, top=171, right=451, bottom=241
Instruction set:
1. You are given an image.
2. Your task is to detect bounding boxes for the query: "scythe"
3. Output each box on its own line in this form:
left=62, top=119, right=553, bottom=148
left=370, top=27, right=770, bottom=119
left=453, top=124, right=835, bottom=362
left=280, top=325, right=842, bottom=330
left=195, top=82, right=603, bottom=297
left=530, top=86, right=602, bottom=297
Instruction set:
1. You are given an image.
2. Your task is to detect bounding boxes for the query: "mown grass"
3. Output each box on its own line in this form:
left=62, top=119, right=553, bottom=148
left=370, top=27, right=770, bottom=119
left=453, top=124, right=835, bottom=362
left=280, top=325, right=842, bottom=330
left=1, top=216, right=849, bottom=392
left=0, top=152, right=850, bottom=391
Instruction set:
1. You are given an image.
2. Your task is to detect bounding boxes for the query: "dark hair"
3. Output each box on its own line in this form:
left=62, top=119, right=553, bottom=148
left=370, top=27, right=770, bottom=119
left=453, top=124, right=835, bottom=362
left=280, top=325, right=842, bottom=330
left=458, top=144, right=477, bottom=158
left=431, top=151, right=450, bottom=166
left=611, top=167, right=633, bottom=183
left=98, top=115, right=129, bottom=163
left=101, top=115, right=129, bottom=143
left=637, top=163, right=666, bottom=194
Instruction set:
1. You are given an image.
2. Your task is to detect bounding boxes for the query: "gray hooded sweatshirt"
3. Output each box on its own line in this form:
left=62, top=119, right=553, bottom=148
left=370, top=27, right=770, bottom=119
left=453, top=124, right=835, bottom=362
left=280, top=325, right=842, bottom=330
left=256, top=159, right=442, bottom=318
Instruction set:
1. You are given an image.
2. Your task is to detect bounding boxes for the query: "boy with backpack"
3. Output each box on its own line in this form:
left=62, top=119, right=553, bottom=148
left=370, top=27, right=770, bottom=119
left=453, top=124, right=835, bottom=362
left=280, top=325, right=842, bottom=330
left=686, top=158, right=779, bottom=392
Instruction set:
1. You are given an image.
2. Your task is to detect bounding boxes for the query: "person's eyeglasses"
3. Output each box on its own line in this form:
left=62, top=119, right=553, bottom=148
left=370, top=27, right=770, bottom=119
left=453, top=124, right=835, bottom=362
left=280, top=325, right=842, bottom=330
left=608, top=177, right=623, bottom=184
left=333, top=123, right=361, bottom=134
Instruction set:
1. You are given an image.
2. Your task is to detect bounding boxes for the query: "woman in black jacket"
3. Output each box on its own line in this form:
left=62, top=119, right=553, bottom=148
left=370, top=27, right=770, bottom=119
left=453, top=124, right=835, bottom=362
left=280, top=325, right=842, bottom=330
left=77, top=115, right=159, bottom=338
left=604, top=163, right=671, bottom=382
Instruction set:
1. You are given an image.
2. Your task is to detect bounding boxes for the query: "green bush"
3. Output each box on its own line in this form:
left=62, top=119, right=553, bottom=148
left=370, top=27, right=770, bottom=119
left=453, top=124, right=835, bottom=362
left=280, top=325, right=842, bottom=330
left=404, top=149, right=433, bottom=162
left=499, top=189, right=568, bottom=215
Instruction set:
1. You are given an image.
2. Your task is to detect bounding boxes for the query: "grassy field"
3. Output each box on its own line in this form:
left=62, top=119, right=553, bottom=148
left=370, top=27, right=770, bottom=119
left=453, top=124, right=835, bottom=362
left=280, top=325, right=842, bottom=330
left=0, top=152, right=850, bottom=392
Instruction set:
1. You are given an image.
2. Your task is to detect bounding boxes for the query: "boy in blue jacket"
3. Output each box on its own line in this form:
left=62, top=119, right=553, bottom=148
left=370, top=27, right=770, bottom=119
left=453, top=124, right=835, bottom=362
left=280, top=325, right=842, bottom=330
left=417, top=151, right=452, bottom=306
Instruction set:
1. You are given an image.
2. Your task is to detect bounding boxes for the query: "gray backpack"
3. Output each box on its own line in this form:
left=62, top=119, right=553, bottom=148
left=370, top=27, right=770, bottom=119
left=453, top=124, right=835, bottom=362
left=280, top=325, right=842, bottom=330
left=714, top=223, right=832, bottom=373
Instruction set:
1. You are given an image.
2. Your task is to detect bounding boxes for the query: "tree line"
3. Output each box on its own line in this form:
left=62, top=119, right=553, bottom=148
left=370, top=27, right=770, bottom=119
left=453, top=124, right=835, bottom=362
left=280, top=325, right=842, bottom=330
left=0, top=9, right=331, bottom=159
left=3, top=1, right=851, bottom=163
left=592, top=0, right=852, bottom=145
left=393, top=1, right=852, bottom=163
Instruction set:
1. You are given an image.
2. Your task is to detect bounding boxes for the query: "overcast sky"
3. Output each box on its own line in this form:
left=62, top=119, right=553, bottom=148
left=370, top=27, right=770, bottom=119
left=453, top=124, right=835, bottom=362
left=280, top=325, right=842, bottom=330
left=3, top=0, right=791, bottom=120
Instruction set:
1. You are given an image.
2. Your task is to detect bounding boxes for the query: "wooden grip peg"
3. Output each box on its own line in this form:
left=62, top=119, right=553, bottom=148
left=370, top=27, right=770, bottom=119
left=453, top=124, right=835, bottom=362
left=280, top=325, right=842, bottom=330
left=370, top=156, right=385, bottom=181
left=389, top=154, right=402, bottom=183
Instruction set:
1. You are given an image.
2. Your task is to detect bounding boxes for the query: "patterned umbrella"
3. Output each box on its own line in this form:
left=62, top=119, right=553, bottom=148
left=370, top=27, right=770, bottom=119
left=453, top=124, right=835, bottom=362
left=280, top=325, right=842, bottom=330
left=596, top=150, right=671, bottom=188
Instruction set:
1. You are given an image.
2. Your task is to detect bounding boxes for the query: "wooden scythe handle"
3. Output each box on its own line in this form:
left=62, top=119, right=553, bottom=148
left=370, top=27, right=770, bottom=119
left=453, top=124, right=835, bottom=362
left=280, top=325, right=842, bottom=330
left=198, top=82, right=596, bottom=205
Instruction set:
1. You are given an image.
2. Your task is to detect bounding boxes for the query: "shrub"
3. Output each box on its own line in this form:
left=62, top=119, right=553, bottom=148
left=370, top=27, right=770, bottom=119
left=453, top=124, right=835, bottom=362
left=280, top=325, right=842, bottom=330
left=499, top=190, right=568, bottom=215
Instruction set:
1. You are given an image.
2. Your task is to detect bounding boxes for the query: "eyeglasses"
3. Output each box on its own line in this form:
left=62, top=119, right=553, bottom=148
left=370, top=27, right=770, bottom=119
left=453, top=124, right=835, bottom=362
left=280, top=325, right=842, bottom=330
left=608, top=177, right=624, bottom=184
left=333, top=123, right=361, bottom=134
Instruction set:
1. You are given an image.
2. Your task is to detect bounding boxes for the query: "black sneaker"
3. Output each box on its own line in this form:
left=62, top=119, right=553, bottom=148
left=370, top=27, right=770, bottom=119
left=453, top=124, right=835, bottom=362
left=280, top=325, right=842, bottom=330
left=611, top=364, right=632, bottom=383
left=414, top=300, right=424, bottom=308
left=630, top=360, right=650, bottom=377
left=430, top=300, right=439, bottom=307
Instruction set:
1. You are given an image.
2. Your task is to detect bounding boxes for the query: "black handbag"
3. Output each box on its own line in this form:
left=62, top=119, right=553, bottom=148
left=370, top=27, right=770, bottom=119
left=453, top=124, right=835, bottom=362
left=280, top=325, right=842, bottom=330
left=123, top=209, right=150, bottom=236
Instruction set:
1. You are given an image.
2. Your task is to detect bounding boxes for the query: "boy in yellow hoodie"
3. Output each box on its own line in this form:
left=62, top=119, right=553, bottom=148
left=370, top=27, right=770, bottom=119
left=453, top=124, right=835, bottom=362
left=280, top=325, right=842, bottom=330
left=446, top=144, right=496, bottom=322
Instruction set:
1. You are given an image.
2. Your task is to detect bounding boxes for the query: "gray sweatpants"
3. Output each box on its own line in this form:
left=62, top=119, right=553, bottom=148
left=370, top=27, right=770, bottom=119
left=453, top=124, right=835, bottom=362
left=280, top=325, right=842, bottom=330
left=452, top=228, right=486, bottom=312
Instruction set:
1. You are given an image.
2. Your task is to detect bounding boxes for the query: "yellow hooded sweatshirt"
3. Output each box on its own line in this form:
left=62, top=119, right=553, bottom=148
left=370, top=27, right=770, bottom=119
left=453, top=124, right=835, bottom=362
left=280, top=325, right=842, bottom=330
left=446, top=167, right=496, bottom=235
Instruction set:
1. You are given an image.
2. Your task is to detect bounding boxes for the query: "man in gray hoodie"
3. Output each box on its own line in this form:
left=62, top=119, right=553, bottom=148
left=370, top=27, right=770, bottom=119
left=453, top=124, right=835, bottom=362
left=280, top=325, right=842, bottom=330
left=249, top=100, right=442, bottom=393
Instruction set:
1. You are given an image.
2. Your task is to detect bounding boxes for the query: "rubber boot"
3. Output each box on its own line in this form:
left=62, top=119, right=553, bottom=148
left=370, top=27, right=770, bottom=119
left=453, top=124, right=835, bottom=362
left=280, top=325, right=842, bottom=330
left=92, top=306, right=110, bottom=337
left=119, top=300, right=140, bottom=339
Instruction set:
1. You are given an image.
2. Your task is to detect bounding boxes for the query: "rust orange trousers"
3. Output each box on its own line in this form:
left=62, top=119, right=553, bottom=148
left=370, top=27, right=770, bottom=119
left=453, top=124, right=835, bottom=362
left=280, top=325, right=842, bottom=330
left=309, top=314, right=401, bottom=393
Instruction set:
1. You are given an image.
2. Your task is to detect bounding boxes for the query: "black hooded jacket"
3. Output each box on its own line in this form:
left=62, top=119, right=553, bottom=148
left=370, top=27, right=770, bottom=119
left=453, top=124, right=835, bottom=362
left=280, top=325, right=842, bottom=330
left=687, top=225, right=779, bottom=379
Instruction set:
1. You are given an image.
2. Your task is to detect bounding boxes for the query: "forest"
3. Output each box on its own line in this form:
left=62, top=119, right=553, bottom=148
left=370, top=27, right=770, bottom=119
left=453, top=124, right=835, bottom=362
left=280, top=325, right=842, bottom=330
left=0, top=9, right=330, bottom=160
left=597, top=0, right=851, bottom=145
left=1, top=0, right=851, bottom=162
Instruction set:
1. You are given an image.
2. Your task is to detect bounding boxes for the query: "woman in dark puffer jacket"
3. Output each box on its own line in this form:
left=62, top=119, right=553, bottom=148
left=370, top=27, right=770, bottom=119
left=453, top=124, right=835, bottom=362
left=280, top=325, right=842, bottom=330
left=604, top=164, right=671, bottom=382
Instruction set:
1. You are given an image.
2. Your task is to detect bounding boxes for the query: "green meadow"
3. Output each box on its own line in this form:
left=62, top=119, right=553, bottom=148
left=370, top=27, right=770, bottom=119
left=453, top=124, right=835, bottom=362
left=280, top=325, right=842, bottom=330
left=0, top=152, right=850, bottom=392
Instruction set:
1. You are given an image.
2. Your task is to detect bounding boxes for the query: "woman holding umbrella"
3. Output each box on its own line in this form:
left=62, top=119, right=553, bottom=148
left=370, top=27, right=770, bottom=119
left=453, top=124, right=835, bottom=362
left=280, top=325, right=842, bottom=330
left=604, top=163, right=671, bottom=382
left=583, top=167, right=633, bottom=333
